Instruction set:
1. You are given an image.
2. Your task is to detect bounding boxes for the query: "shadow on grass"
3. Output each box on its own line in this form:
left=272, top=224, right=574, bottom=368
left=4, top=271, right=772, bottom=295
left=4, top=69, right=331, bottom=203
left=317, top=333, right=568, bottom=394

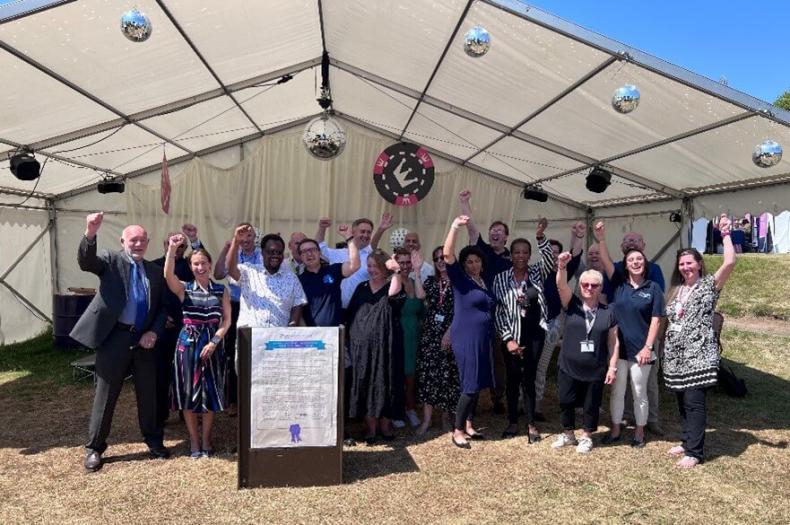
left=343, top=443, right=420, bottom=483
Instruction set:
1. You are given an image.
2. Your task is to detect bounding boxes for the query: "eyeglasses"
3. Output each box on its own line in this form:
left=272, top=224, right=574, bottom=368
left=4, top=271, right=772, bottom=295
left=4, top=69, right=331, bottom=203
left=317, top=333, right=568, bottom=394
left=300, top=247, right=319, bottom=254
left=580, top=282, right=600, bottom=289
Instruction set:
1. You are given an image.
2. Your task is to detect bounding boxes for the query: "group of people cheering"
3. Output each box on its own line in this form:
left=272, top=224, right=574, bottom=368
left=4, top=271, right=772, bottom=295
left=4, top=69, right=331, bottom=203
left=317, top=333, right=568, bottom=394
left=74, top=190, right=736, bottom=472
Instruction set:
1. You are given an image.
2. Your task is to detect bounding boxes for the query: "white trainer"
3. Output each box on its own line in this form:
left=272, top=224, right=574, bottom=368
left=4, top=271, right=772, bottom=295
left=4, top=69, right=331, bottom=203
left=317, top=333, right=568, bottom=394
left=392, top=419, right=406, bottom=429
left=405, top=410, right=421, bottom=428
left=551, top=433, right=578, bottom=449
left=576, top=437, right=593, bottom=454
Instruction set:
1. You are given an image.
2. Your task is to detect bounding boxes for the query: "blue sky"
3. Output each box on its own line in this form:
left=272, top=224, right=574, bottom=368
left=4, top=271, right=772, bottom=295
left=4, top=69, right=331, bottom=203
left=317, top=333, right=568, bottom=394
left=529, top=0, right=788, bottom=104
left=1, top=0, right=786, bottom=103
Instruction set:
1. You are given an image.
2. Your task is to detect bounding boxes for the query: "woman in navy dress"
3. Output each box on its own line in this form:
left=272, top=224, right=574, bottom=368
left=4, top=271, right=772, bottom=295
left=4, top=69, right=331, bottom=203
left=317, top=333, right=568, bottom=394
left=164, top=234, right=231, bottom=458
left=442, top=215, right=496, bottom=449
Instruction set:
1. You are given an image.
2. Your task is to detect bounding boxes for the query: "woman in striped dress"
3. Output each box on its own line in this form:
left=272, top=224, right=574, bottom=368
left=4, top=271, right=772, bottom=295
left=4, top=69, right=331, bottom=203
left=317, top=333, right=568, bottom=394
left=164, top=234, right=231, bottom=458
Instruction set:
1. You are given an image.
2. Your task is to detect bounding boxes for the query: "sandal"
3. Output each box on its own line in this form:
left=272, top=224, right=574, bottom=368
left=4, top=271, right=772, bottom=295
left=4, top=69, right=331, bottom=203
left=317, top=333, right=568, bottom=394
left=667, top=445, right=685, bottom=456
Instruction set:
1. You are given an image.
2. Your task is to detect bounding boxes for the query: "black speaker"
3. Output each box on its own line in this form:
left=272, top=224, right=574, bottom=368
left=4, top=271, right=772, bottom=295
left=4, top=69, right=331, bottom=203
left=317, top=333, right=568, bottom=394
left=523, top=186, right=548, bottom=202
left=669, top=211, right=682, bottom=223
left=10, top=151, right=41, bottom=181
left=586, top=167, right=611, bottom=193
left=97, top=180, right=125, bottom=194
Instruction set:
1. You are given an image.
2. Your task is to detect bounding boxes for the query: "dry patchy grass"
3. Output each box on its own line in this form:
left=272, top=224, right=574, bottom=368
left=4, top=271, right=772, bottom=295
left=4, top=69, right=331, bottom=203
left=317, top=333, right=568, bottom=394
left=1, top=329, right=788, bottom=525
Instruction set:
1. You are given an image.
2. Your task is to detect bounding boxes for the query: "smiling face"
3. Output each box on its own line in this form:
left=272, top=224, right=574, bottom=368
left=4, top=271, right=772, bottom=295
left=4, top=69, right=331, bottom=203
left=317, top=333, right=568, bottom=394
left=353, top=221, right=373, bottom=248
left=432, top=247, right=446, bottom=274
left=625, top=249, right=646, bottom=280
left=289, top=232, right=307, bottom=262
left=677, top=253, right=702, bottom=283
left=190, top=251, right=212, bottom=280
left=238, top=226, right=256, bottom=253
left=578, top=270, right=602, bottom=302
left=586, top=243, right=601, bottom=270
left=404, top=232, right=420, bottom=252
left=121, top=225, right=149, bottom=262
left=510, top=241, right=531, bottom=271
left=367, top=256, right=386, bottom=282
left=262, top=239, right=284, bottom=273
left=621, top=232, right=645, bottom=255
left=488, top=223, right=508, bottom=250
left=395, top=253, right=412, bottom=277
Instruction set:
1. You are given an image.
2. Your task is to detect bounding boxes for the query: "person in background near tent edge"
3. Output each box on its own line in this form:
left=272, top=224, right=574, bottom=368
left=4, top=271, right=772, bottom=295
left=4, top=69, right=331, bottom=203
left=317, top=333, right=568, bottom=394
left=458, top=189, right=510, bottom=416
left=595, top=221, right=664, bottom=449
left=72, top=212, right=169, bottom=472
left=164, top=234, right=231, bottom=459
left=663, top=213, right=736, bottom=468
left=316, top=216, right=376, bottom=309
left=151, top=224, right=203, bottom=431
left=215, top=222, right=261, bottom=416
left=284, top=231, right=307, bottom=274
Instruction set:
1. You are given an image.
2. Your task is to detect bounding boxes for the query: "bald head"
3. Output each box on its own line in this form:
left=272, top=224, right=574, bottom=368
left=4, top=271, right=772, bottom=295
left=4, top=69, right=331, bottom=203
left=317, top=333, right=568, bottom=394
left=404, top=232, right=421, bottom=252
left=121, top=225, right=149, bottom=261
left=289, top=231, right=307, bottom=262
left=621, top=232, right=645, bottom=254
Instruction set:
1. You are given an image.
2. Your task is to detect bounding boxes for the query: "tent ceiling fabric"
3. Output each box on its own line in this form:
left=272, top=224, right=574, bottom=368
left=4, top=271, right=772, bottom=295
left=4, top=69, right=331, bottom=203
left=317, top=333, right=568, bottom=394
left=1, top=0, right=789, bottom=205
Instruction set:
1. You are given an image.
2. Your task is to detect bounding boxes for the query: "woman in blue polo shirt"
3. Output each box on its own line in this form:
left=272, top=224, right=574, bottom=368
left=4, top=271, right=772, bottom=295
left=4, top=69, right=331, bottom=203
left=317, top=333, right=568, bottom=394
left=594, top=221, right=664, bottom=448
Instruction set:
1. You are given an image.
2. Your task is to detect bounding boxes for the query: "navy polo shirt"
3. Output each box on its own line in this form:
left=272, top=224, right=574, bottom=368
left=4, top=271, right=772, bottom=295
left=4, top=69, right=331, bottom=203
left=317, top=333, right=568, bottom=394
left=298, top=263, right=344, bottom=327
left=605, top=260, right=665, bottom=303
left=610, top=273, right=665, bottom=362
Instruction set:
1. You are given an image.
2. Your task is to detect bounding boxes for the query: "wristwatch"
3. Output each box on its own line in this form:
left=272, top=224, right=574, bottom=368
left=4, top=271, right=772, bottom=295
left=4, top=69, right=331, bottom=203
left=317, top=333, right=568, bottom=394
left=210, top=335, right=222, bottom=345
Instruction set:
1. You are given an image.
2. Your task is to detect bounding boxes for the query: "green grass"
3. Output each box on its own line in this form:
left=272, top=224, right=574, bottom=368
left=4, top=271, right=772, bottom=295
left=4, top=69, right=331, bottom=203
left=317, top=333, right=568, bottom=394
left=0, top=330, right=93, bottom=399
left=703, top=254, right=790, bottom=320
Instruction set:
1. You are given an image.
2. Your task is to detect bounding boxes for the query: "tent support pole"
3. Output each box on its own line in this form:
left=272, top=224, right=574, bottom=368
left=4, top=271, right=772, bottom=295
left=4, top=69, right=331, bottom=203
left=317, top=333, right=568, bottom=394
left=651, top=229, right=681, bottom=265
left=48, top=200, right=60, bottom=294
left=0, top=280, right=51, bottom=323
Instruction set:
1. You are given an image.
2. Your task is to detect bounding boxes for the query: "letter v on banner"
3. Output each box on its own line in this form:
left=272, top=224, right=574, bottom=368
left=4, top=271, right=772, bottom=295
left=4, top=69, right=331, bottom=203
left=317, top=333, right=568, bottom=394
left=160, top=148, right=171, bottom=215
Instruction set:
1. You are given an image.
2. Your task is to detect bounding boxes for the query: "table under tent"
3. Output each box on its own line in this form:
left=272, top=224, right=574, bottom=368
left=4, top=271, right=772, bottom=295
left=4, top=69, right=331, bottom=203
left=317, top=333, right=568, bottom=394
left=1, top=0, right=788, bottom=345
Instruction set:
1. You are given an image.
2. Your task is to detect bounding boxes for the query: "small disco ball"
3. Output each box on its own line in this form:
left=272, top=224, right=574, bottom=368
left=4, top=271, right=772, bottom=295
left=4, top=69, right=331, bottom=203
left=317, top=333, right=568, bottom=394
left=389, top=228, right=408, bottom=250
left=303, top=114, right=347, bottom=160
left=612, top=84, right=640, bottom=114
left=752, top=139, right=783, bottom=168
left=121, top=8, right=152, bottom=43
left=463, top=26, right=491, bottom=57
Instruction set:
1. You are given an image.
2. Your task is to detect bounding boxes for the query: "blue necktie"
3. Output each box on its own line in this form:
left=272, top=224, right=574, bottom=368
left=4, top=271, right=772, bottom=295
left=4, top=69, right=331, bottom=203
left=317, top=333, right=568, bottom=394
left=131, top=262, right=148, bottom=332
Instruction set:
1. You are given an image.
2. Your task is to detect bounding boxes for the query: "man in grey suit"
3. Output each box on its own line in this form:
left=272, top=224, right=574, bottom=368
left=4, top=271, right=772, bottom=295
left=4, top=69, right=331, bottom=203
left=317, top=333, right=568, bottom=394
left=71, top=212, right=169, bottom=472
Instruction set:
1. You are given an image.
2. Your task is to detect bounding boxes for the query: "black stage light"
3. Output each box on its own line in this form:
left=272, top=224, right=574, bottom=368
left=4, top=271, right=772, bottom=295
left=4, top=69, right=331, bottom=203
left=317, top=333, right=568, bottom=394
left=9, top=149, right=41, bottom=181
left=97, top=179, right=125, bottom=194
left=586, top=166, right=611, bottom=193
left=523, top=184, right=548, bottom=202
left=669, top=211, right=682, bottom=223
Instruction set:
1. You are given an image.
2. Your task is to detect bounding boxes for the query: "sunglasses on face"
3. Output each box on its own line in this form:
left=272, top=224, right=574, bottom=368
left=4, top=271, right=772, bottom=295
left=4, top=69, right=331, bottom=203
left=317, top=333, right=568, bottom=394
left=580, top=282, right=600, bottom=289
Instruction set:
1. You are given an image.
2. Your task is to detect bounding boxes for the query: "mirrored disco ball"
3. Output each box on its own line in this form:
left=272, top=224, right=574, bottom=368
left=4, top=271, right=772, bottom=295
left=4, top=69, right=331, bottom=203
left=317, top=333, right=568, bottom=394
left=752, top=139, right=783, bottom=168
left=121, top=8, right=152, bottom=43
left=303, top=115, right=347, bottom=160
left=464, top=26, right=491, bottom=57
left=612, top=84, right=640, bottom=114
left=389, top=228, right=408, bottom=249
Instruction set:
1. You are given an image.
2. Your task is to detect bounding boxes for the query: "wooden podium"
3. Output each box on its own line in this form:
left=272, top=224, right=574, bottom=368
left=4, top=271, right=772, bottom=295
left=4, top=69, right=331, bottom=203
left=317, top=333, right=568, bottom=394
left=237, top=326, right=344, bottom=488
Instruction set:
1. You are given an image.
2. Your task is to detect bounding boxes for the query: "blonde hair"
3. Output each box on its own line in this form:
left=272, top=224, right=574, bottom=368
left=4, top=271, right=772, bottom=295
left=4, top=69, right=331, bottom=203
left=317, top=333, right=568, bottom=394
left=579, top=269, right=603, bottom=286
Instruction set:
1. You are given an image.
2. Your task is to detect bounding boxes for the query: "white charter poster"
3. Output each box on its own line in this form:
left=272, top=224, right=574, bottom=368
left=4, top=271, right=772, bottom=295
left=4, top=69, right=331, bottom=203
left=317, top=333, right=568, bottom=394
left=249, top=327, right=339, bottom=448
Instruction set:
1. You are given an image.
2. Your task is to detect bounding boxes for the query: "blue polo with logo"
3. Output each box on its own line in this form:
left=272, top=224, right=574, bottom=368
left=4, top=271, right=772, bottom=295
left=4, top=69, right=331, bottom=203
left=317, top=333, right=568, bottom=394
left=298, top=263, right=345, bottom=327
left=610, top=272, right=665, bottom=362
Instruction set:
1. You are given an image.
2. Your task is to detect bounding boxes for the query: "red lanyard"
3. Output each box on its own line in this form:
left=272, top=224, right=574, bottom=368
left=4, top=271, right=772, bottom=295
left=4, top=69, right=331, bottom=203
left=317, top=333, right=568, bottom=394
left=438, top=278, right=449, bottom=306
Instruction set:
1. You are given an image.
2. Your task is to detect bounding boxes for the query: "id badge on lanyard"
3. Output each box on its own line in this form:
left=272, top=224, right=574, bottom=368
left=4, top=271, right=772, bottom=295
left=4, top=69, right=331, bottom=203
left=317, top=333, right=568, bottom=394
left=581, top=309, right=596, bottom=353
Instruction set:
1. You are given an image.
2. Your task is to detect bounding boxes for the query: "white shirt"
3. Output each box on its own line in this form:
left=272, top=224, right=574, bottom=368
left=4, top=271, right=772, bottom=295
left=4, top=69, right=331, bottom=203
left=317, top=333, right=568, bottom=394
left=691, top=218, right=709, bottom=253
left=772, top=211, right=790, bottom=254
left=320, top=242, right=373, bottom=308
left=237, top=262, right=307, bottom=328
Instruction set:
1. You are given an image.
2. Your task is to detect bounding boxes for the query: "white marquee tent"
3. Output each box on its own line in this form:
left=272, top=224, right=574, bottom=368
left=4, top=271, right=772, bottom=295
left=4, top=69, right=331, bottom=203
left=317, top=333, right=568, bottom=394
left=1, top=0, right=789, bottom=344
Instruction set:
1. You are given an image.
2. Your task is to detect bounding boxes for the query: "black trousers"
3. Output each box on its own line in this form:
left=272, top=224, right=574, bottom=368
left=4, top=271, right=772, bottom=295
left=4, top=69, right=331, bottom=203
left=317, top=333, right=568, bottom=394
left=557, top=369, right=604, bottom=432
left=225, top=301, right=240, bottom=405
left=676, top=387, right=708, bottom=461
left=455, top=392, right=480, bottom=431
left=504, top=332, right=544, bottom=425
left=154, top=325, right=179, bottom=428
left=86, top=327, right=162, bottom=453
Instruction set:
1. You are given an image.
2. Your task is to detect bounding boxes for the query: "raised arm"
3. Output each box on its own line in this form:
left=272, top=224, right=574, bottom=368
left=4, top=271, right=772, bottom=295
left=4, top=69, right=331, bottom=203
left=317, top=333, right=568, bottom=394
left=163, top=234, right=187, bottom=302
left=714, top=214, right=737, bottom=290
left=79, top=212, right=107, bottom=275
left=370, top=212, right=393, bottom=250
left=385, top=256, right=403, bottom=297
left=411, top=250, right=426, bottom=300
left=556, top=251, right=573, bottom=309
left=213, top=240, right=231, bottom=280
left=226, top=225, right=252, bottom=282
left=593, top=221, right=615, bottom=279
left=535, top=217, right=554, bottom=280
left=315, top=218, right=331, bottom=244
left=570, top=221, right=586, bottom=257
left=458, top=190, right=481, bottom=245
left=443, top=216, right=469, bottom=265
left=341, top=235, right=361, bottom=278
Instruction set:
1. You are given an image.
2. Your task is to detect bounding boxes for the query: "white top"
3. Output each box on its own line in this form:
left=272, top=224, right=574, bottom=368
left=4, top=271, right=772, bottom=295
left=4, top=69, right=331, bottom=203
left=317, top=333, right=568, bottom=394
left=772, top=210, right=790, bottom=254
left=691, top=218, right=710, bottom=253
left=320, top=242, right=373, bottom=308
left=237, top=262, right=307, bottom=328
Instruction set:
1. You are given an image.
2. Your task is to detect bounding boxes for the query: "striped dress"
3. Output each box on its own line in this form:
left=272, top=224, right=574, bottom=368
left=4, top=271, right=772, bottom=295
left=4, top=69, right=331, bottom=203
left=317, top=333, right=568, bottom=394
left=172, top=280, right=226, bottom=412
